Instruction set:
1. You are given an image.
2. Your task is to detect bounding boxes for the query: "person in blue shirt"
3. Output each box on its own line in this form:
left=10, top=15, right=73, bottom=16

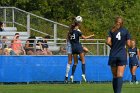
left=69, top=22, right=94, bottom=83
left=128, top=39, right=140, bottom=84
left=106, top=16, right=131, bottom=93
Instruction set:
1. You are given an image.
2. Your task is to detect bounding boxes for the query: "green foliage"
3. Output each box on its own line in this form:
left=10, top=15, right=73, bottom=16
left=0, top=0, right=140, bottom=47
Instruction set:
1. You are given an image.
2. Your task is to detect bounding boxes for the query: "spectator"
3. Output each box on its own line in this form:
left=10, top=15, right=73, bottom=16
left=59, top=43, right=67, bottom=55
left=0, top=36, right=16, bottom=55
left=41, top=35, right=52, bottom=55
left=11, top=33, right=25, bottom=55
left=24, top=36, right=36, bottom=55
left=36, top=38, right=44, bottom=55
left=0, top=22, right=4, bottom=31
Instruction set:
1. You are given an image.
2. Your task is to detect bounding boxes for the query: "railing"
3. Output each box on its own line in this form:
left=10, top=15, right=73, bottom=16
left=0, top=7, right=69, bottom=43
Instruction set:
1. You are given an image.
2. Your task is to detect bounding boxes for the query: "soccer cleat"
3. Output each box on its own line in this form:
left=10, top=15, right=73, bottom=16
left=129, top=81, right=133, bottom=84
left=64, top=80, right=68, bottom=84
left=64, top=76, right=68, bottom=84
left=70, top=75, right=74, bottom=83
left=82, top=74, right=87, bottom=82
left=136, top=81, right=139, bottom=85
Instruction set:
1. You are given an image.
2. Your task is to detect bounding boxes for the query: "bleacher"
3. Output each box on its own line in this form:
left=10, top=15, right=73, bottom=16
left=0, top=27, right=29, bottom=45
left=0, top=28, right=61, bottom=53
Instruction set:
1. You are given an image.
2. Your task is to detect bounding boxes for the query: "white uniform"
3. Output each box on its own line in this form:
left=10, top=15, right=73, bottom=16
left=66, top=40, right=72, bottom=54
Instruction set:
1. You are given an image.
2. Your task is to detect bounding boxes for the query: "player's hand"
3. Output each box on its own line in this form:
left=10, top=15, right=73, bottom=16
left=91, top=34, right=95, bottom=37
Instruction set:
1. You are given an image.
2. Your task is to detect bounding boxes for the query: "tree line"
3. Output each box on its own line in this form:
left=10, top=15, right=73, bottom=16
left=0, top=0, right=140, bottom=46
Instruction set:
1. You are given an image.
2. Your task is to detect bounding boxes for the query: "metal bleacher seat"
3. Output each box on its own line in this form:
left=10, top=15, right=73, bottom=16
left=3, top=27, right=17, bottom=32
left=0, top=31, right=29, bottom=45
left=47, top=42, right=60, bottom=52
left=0, top=27, right=28, bottom=46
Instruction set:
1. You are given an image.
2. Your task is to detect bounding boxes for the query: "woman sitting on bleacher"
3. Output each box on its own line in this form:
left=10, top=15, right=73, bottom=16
left=35, top=36, right=52, bottom=55
left=36, top=38, right=44, bottom=55
left=11, top=33, right=26, bottom=55
left=0, top=36, right=16, bottom=55
left=24, top=36, right=36, bottom=55
left=41, top=35, right=52, bottom=55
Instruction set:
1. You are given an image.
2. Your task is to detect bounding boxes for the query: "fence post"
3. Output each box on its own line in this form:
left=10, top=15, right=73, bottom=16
left=97, top=40, right=99, bottom=55
left=3, top=8, right=6, bottom=24
left=54, top=23, right=57, bottom=46
left=104, top=44, right=106, bottom=56
left=27, top=14, right=30, bottom=37
left=12, top=8, right=15, bottom=27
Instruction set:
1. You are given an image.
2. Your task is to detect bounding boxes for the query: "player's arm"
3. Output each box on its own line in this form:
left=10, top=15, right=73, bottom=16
left=126, top=30, right=131, bottom=48
left=106, top=37, right=112, bottom=47
left=81, top=34, right=95, bottom=39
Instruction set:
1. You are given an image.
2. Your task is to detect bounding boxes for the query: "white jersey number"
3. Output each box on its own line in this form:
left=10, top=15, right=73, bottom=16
left=70, top=34, right=75, bottom=40
left=116, top=32, right=121, bottom=40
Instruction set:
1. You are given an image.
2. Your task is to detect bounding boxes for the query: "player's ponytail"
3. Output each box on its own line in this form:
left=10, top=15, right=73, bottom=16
left=112, top=16, right=123, bottom=32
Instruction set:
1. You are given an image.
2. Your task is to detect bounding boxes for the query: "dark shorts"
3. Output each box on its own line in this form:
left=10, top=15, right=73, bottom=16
left=129, top=61, right=139, bottom=68
left=108, top=56, right=127, bottom=67
left=72, top=45, right=83, bottom=54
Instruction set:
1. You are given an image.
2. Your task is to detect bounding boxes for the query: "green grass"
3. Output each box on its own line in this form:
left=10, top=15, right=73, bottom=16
left=0, top=83, right=140, bottom=93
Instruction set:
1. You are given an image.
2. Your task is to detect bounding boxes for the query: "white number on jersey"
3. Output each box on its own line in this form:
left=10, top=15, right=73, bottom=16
left=70, top=34, right=75, bottom=40
left=116, top=32, right=121, bottom=40
left=130, top=53, right=134, bottom=57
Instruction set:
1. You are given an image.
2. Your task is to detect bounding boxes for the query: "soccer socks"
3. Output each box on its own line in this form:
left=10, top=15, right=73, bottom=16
left=132, top=75, right=136, bottom=82
left=72, top=65, right=77, bottom=76
left=65, top=64, right=71, bottom=77
left=112, top=78, right=117, bottom=93
left=112, top=77, right=123, bottom=93
left=82, top=64, right=85, bottom=75
left=116, top=77, right=123, bottom=93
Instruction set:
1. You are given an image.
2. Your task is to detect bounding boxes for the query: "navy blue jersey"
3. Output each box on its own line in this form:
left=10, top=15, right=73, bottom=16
left=70, top=29, right=83, bottom=54
left=70, top=29, right=82, bottom=45
left=108, top=27, right=131, bottom=57
left=128, top=47, right=138, bottom=63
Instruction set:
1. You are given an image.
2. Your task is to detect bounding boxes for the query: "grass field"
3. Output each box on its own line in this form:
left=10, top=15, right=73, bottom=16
left=0, top=83, right=140, bottom=93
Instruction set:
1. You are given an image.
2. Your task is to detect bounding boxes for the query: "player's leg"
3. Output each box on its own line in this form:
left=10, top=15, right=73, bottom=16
left=65, top=54, right=72, bottom=82
left=111, top=65, right=125, bottom=93
left=78, top=46, right=88, bottom=61
left=83, top=46, right=89, bottom=53
left=111, top=66, right=117, bottom=93
left=65, top=41, right=72, bottom=83
left=70, top=54, right=78, bottom=82
left=116, top=65, right=125, bottom=93
left=79, top=52, right=86, bottom=82
left=130, top=66, right=138, bottom=83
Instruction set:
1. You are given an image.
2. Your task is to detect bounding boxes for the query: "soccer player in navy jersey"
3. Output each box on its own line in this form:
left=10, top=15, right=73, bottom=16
left=69, top=22, right=94, bottom=83
left=106, top=16, right=131, bottom=93
left=64, top=17, right=92, bottom=83
left=128, top=39, right=140, bottom=84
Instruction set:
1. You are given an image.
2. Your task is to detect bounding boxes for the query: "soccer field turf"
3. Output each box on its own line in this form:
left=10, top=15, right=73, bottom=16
left=0, top=83, right=140, bottom=93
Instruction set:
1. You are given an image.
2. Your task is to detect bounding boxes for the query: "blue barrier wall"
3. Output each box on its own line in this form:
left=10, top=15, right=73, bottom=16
left=0, top=56, right=140, bottom=82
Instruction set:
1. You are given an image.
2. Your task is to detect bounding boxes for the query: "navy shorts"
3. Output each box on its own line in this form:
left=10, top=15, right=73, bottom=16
left=108, top=56, right=127, bottom=67
left=129, top=61, right=139, bottom=68
left=72, top=45, right=83, bottom=54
